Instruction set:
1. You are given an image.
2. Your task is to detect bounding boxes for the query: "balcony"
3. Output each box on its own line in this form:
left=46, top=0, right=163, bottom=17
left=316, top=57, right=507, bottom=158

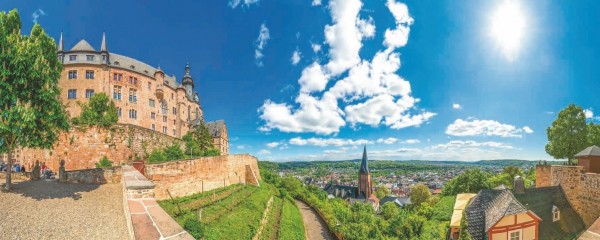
left=156, top=85, right=164, bottom=100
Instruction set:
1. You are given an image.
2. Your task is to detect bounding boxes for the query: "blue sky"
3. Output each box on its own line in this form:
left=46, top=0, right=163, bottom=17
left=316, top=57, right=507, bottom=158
left=3, top=0, right=600, bottom=161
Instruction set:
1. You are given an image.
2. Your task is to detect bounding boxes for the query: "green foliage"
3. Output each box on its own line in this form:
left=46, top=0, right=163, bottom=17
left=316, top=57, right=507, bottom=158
left=410, top=184, right=432, bottom=207
left=279, top=177, right=303, bottom=197
left=71, top=93, right=118, bottom=127
left=203, top=148, right=220, bottom=157
left=374, top=185, right=391, bottom=200
left=546, top=104, right=589, bottom=164
left=589, top=122, right=600, bottom=147
left=489, top=166, right=534, bottom=188
left=95, top=156, right=113, bottom=168
left=458, top=206, right=472, bottom=240
left=442, top=169, right=492, bottom=195
left=164, top=143, right=184, bottom=160
left=147, top=144, right=185, bottom=163
left=278, top=198, right=305, bottom=240
left=182, top=122, right=214, bottom=157
left=148, top=149, right=168, bottom=163
left=380, top=202, right=399, bottom=220
left=184, top=219, right=204, bottom=238
left=430, top=196, right=456, bottom=221
left=0, top=9, right=70, bottom=190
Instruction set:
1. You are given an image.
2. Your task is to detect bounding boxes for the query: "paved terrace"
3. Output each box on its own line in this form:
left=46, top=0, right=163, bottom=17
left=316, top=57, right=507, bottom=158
left=0, top=179, right=129, bottom=240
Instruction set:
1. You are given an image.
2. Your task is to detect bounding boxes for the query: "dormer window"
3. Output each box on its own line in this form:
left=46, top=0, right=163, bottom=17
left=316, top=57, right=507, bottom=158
left=130, top=65, right=135, bottom=69
left=69, top=55, right=77, bottom=61
left=114, top=61, right=120, bottom=66
left=86, top=55, right=95, bottom=61
left=552, top=205, right=560, bottom=222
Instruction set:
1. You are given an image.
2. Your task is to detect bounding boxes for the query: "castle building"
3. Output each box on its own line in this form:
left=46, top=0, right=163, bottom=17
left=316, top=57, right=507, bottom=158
left=57, top=33, right=204, bottom=138
left=206, top=120, right=229, bottom=156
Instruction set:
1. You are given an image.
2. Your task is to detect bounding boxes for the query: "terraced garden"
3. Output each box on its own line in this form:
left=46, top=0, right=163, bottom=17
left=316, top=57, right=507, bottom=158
left=158, top=184, right=305, bottom=240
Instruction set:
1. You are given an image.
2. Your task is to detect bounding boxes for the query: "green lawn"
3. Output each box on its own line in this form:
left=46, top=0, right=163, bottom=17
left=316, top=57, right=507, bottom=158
left=278, top=197, right=305, bottom=240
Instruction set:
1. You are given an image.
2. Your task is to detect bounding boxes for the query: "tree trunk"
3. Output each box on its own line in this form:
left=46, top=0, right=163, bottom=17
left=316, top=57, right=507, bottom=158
left=4, top=148, right=12, bottom=191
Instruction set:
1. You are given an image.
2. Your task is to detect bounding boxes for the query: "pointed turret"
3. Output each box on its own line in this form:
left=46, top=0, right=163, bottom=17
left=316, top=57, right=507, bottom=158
left=181, top=62, right=195, bottom=98
left=359, top=145, right=369, bottom=174
left=57, top=32, right=64, bottom=52
left=101, top=32, right=107, bottom=52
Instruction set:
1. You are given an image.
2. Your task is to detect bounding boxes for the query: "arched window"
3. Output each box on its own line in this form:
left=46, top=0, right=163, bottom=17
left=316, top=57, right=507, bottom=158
left=188, top=106, right=191, bottom=121
left=161, top=101, right=168, bottom=115
left=552, top=205, right=560, bottom=222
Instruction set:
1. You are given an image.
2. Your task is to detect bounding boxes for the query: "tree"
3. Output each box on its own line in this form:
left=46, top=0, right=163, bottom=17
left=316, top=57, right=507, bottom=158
left=410, top=184, right=431, bottom=207
left=442, top=169, right=492, bottom=196
left=71, top=93, right=118, bottom=127
left=374, top=185, right=391, bottom=200
left=380, top=202, right=399, bottom=220
left=0, top=10, right=69, bottom=191
left=546, top=104, right=589, bottom=164
left=182, top=122, right=214, bottom=157
left=588, top=122, right=600, bottom=147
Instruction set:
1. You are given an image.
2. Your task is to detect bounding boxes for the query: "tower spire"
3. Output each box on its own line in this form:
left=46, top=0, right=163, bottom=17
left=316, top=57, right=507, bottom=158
left=359, top=145, right=369, bottom=174
left=58, top=32, right=64, bottom=52
left=101, top=32, right=107, bottom=52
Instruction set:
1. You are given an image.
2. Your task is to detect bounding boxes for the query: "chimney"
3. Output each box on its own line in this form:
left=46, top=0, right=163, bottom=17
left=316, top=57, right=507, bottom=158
left=513, top=176, right=525, bottom=194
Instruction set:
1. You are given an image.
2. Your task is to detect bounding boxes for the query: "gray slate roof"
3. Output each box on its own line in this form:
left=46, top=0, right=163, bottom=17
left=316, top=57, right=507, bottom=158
left=206, top=120, right=226, bottom=138
left=70, top=39, right=96, bottom=51
left=380, top=196, right=411, bottom=207
left=324, top=183, right=357, bottom=199
left=465, top=189, right=529, bottom=240
left=575, top=145, right=600, bottom=157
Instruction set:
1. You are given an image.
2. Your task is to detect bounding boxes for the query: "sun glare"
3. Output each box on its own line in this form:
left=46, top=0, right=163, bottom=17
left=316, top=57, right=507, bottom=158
left=490, top=0, right=526, bottom=61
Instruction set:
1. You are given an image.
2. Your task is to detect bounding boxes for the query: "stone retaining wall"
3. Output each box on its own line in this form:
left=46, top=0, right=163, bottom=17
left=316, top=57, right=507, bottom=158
left=145, top=154, right=261, bottom=200
left=61, top=166, right=123, bottom=184
left=17, top=124, right=183, bottom=173
left=536, top=164, right=600, bottom=227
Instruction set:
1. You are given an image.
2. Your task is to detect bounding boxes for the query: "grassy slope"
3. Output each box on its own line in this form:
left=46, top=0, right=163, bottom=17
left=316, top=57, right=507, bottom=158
left=278, top=198, right=305, bottom=240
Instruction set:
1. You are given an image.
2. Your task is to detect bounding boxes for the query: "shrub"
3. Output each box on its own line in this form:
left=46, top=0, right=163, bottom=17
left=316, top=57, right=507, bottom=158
left=148, top=149, right=167, bottom=163
left=164, top=144, right=184, bottom=160
left=95, top=156, right=113, bottom=168
left=203, top=148, right=220, bottom=157
left=72, top=93, right=118, bottom=127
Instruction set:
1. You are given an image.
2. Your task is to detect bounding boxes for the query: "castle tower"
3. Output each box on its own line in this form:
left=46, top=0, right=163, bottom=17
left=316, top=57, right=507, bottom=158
left=100, top=32, right=109, bottom=65
left=358, top=145, right=373, bottom=198
left=181, top=62, right=194, bottom=98
left=57, top=32, right=64, bottom=63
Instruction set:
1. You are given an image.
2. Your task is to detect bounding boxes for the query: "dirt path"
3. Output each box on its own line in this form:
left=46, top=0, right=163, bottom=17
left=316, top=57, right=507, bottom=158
left=0, top=180, right=129, bottom=240
left=295, top=200, right=334, bottom=240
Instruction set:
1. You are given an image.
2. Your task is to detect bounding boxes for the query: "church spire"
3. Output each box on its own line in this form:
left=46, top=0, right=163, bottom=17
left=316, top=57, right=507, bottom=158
left=359, top=145, right=369, bottom=174
left=58, top=32, right=64, bottom=52
left=101, top=32, right=107, bottom=52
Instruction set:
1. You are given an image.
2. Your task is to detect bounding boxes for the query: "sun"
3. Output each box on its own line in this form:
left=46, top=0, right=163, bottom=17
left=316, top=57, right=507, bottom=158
left=490, top=0, right=526, bottom=61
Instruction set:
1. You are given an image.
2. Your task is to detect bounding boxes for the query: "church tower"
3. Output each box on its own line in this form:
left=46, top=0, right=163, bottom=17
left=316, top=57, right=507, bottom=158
left=181, top=63, right=194, bottom=98
left=358, top=145, right=373, bottom=198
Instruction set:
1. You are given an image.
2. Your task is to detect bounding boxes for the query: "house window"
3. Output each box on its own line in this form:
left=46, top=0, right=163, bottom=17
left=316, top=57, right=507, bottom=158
left=553, top=206, right=560, bottom=222
left=129, top=109, right=137, bottom=119
left=69, top=55, right=77, bottom=61
left=163, top=126, right=167, bottom=134
left=117, top=107, right=122, bottom=117
left=67, top=89, right=77, bottom=99
left=163, top=116, right=167, bottom=122
left=85, top=89, right=95, bottom=98
left=151, top=124, right=155, bottom=131
left=129, top=89, right=137, bottom=103
left=86, top=55, right=94, bottom=61
left=149, top=99, right=155, bottom=107
left=68, top=70, right=77, bottom=79
left=509, top=230, right=521, bottom=240
left=113, top=86, right=122, bottom=100
left=151, top=112, right=156, bottom=120
left=85, top=70, right=94, bottom=79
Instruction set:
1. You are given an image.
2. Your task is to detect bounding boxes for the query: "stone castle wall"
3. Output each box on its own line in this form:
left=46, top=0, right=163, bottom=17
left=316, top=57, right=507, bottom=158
left=145, top=154, right=261, bottom=200
left=62, top=166, right=123, bottom=184
left=17, top=124, right=183, bottom=172
left=536, top=165, right=600, bottom=226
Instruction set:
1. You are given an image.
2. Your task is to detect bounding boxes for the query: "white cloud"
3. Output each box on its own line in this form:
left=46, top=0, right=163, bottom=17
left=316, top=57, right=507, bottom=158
left=229, top=0, right=259, bottom=9
left=311, top=43, right=322, bottom=53
left=522, top=126, right=533, bottom=134
left=312, top=0, right=322, bottom=6
left=258, top=0, right=433, bottom=135
left=433, top=140, right=513, bottom=150
left=446, top=119, right=532, bottom=138
left=237, top=145, right=246, bottom=149
left=452, top=103, right=462, bottom=109
left=258, top=149, right=271, bottom=155
left=254, top=23, right=270, bottom=66
left=289, top=137, right=372, bottom=147
left=291, top=49, right=302, bottom=65
left=383, top=0, right=413, bottom=48
left=401, top=139, right=420, bottom=144
left=377, top=137, right=398, bottom=144
left=584, top=109, right=594, bottom=119
left=32, top=9, right=46, bottom=23
left=266, top=142, right=280, bottom=148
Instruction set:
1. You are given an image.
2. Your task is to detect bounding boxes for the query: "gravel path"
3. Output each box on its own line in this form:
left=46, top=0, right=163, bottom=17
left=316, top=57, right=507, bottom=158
left=0, top=180, right=129, bottom=240
left=295, top=200, right=334, bottom=240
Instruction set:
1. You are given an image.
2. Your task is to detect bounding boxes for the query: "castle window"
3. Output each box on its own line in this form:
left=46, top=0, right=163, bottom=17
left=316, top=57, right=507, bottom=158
left=163, top=116, right=167, bottom=122
left=553, top=205, right=560, bottom=222
left=188, top=106, right=191, bottom=121
left=129, top=89, right=137, bottom=103
left=129, top=77, right=138, bottom=85
left=85, top=70, right=94, bottom=79
left=69, top=55, right=77, bottom=61
left=163, top=126, right=167, bottom=134
left=161, top=102, right=168, bottom=115
left=151, top=112, right=156, bottom=120
left=114, top=61, right=120, bottom=66
left=173, top=129, right=176, bottom=136
left=117, top=107, right=122, bottom=117
left=113, top=73, right=122, bottom=81
left=148, top=82, right=151, bottom=90
left=129, top=109, right=137, bottom=119
left=113, top=86, right=122, bottom=101
left=151, top=124, right=155, bottom=131
left=85, top=89, right=95, bottom=98
left=102, top=55, right=107, bottom=61
left=130, top=65, right=135, bottom=69
left=68, top=70, right=77, bottom=79
left=67, top=89, right=77, bottom=99
left=149, top=99, right=155, bottom=108
left=171, top=93, right=174, bottom=100
left=172, top=107, right=177, bottom=115
left=86, top=55, right=95, bottom=61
